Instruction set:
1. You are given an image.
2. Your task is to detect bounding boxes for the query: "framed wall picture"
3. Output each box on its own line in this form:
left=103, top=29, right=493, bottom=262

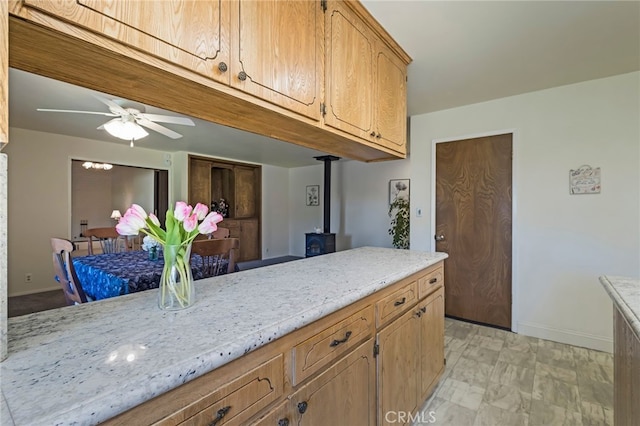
left=306, top=185, right=320, bottom=206
left=570, top=165, right=601, bottom=194
left=389, top=179, right=410, bottom=205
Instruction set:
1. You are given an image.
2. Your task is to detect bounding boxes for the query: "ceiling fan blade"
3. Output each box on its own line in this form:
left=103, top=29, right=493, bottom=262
left=96, top=118, right=119, bottom=130
left=91, top=94, right=129, bottom=115
left=37, top=108, right=118, bottom=117
left=139, top=113, right=195, bottom=126
left=136, top=117, right=183, bottom=139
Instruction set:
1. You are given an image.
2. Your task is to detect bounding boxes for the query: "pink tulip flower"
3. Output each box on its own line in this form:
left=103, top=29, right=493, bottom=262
left=116, top=214, right=144, bottom=235
left=148, top=213, right=161, bottom=227
left=183, top=213, right=198, bottom=232
left=193, top=203, right=209, bottom=221
left=198, top=212, right=224, bottom=234
left=174, top=201, right=192, bottom=222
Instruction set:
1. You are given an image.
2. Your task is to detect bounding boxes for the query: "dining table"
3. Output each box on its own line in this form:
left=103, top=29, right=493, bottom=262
left=72, top=250, right=206, bottom=301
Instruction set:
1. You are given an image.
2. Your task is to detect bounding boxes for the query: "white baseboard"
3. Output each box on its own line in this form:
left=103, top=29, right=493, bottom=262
left=517, top=321, right=613, bottom=353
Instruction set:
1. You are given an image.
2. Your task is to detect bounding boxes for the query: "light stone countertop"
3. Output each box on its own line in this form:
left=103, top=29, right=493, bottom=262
left=1, top=247, right=447, bottom=426
left=599, top=275, right=640, bottom=339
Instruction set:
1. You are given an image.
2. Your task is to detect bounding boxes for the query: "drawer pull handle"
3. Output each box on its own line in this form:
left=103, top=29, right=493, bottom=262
left=329, top=331, right=352, bottom=347
left=209, top=405, right=231, bottom=426
left=429, top=277, right=438, bottom=284
left=278, top=418, right=290, bottom=426
left=394, top=297, right=407, bottom=307
left=298, top=401, right=308, bottom=414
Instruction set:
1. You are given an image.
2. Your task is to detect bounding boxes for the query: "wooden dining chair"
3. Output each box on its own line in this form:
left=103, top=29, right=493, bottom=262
left=84, top=227, right=127, bottom=255
left=190, top=238, right=240, bottom=278
left=51, top=238, right=89, bottom=305
left=194, top=227, right=231, bottom=241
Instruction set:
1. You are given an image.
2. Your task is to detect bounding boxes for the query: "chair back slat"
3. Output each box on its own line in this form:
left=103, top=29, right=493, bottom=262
left=191, top=238, right=239, bottom=278
left=84, top=227, right=128, bottom=255
left=51, top=238, right=89, bottom=305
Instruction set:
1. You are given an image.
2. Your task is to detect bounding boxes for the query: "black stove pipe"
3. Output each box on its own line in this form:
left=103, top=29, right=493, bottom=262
left=314, top=155, right=340, bottom=234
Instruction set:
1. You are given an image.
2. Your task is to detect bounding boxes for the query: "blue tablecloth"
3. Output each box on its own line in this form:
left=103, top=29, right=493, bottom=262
left=72, top=250, right=205, bottom=301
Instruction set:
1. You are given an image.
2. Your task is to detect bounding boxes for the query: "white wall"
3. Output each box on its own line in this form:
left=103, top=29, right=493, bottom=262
left=289, top=165, right=324, bottom=256
left=410, top=71, right=640, bottom=351
left=5, top=128, right=170, bottom=295
left=110, top=165, right=155, bottom=216
left=262, top=165, right=290, bottom=258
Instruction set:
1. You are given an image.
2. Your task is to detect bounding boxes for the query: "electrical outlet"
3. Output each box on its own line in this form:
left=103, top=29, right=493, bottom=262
left=25, top=273, right=33, bottom=283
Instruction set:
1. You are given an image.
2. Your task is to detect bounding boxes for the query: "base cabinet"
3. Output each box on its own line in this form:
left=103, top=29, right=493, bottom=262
left=378, top=285, right=445, bottom=426
left=613, top=307, right=640, bottom=426
left=103, top=262, right=445, bottom=426
left=254, top=339, right=376, bottom=426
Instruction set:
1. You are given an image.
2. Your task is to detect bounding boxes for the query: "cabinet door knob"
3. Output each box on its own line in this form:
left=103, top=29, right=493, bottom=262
left=278, top=419, right=290, bottom=426
left=218, top=62, right=228, bottom=72
left=370, top=131, right=376, bottom=137
left=376, top=133, right=381, bottom=138
left=238, top=71, right=247, bottom=81
left=297, top=401, right=308, bottom=414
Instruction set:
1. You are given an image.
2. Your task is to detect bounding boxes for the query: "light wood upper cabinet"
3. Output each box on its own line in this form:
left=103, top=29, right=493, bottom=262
left=21, top=0, right=231, bottom=84
left=374, top=41, right=407, bottom=151
left=324, top=0, right=409, bottom=156
left=324, top=0, right=375, bottom=140
left=230, top=0, right=323, bottom=120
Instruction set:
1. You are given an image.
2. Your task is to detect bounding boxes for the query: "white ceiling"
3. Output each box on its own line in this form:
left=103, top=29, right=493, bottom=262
left=8, top=1, right=639, bottom=168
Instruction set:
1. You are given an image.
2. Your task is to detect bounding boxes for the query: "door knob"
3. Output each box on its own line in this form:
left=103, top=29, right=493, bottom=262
left=434, top=234, right=445, bottom=241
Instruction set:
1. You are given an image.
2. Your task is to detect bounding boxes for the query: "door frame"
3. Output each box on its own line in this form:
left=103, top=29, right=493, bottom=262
left=429, top=129, right=519, bottom=332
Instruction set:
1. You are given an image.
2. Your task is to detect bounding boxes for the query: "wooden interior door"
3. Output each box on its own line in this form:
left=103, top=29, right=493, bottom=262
left=435, top=134, right=513, bottom=329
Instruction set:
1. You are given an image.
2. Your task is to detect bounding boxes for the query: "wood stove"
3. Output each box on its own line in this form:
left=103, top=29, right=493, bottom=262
left=305, top=155, right=339, bottom=257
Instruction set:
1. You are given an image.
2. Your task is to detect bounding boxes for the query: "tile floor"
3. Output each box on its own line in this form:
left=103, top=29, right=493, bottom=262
left=416, top=318, right=613, bottom=425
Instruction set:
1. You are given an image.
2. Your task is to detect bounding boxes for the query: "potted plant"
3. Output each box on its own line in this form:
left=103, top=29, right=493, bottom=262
left=388, top=197, right=410, bottom=249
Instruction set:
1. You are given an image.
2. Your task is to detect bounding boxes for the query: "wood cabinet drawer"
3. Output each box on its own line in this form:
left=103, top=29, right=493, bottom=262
left=376, top=280, right=418, bottom=327
left=418, top=266, right=444, bottom=298
left=171, top=355, right=283, bottom=426
left=292, top=305, right=374, bottom=386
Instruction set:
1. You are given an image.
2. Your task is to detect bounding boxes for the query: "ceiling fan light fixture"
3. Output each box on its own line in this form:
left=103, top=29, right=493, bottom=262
left=103, top=117, right=149, bottom=141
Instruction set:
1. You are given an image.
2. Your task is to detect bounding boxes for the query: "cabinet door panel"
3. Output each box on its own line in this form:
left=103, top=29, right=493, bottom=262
left=325, top=1, right=374, bottom=139
left=189, top=159, right=212, bottom=207
left=419, top=287, right=445, bottom=401
left=239, top=219, right=259, bottom=262
left=231, top=0, right=321, bottom=120
left=374, top=42, right=407, bottom=153
left=234, top=166, right=256, bottom=218
left=23, top=0, right=230, bottom=83
left=378, top=307, right=419, bottom=426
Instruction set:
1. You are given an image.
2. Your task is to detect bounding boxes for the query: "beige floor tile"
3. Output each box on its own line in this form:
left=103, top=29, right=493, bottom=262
left=482, top=382, right=532, bottom=413
left=575, top=361, right=613, bottom=385
left=468, top=334, right=505, bottom=352
left=462, top=344, right=501, bottom=366
left=436, top=377, right=486, bottom=411
left=581, top=401, right=613, bottom=426
left=504, top=333, right=539, bottom=353
left=490, top=361, right=535, bottom=392
left=537, top=347, right=576, bottom=370
left=535, top=362, right=578, bottom=384
left=528, top=399, right=582, bottom=426
left=449, top=357, right=495, bottom=388
left=473, top=403, right=528, bottom=426
left=576, top=377, right=613, bottom=409
left=498, top=347, right=537, bottom=368
left=443, top=350, right=463, bottom=379
left=445, top=336, right=469, bottom=353
left=532, top=375, right=581, bottom=412
left=421, top=397, right=477, bottom=426
left=571, top=346, right=613, bottom=367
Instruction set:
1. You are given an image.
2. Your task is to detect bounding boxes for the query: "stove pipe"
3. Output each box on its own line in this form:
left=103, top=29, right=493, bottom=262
left=314, top=155, right=340, bottom=233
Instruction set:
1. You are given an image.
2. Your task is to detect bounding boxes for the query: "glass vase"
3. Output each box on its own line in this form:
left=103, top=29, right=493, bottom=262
left=148, top=246, right=159, bottom=261
left=158, top=243, right=194, bottom=310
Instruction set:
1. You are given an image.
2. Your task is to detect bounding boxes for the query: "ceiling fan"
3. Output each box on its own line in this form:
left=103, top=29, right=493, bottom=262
left=37, top=94, right=195, bottom=145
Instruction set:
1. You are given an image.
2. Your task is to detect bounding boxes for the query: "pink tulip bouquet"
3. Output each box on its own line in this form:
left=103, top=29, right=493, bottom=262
left=117, top=201, right=224, bottom=309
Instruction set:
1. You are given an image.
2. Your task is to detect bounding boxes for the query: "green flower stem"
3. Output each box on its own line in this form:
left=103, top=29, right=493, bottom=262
left=159, top=244, right=193, bottom=309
